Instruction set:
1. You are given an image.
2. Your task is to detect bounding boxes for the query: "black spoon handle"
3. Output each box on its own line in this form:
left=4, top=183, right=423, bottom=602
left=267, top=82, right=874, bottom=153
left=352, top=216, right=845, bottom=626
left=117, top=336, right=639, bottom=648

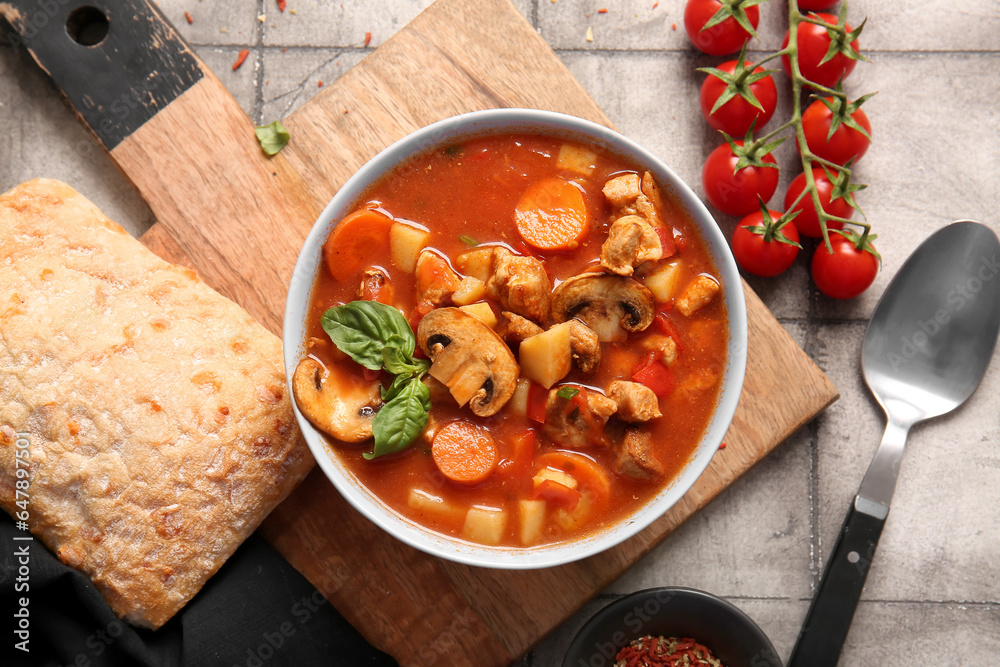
left=786, top=497, right=887, bottom=667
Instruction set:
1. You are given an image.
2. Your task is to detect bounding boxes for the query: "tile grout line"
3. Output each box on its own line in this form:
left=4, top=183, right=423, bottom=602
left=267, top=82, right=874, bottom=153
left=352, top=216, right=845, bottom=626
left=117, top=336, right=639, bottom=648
left=253, top=0, right=266, bottom=125
left=805, top=255, right=824, bottom=594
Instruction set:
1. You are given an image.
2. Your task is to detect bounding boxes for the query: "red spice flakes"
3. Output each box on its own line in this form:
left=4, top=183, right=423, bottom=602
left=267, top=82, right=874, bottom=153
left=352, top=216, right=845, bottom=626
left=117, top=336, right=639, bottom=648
left=615, top=635, right=724, bottom=667
left=232, top=48, right=250, bottom=71
left=719, top=441, right=727, bottom=450
left=671, top=23, right=677, bottom=31
left=364, top=30, right=372, bottom=46
left=317, top=80, right=324, bottom=87
left=652, top=1, right=659, bottom=8
left=277, top=0, right=287, bottom=11
left=597, top=7, right=607, bottom=13
left=184, top=10, right=193, bottom=24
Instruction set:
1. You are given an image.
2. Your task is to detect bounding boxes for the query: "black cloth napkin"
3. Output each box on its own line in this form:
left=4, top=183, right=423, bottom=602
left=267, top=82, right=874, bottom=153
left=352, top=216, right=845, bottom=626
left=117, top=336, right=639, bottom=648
left=0, top=513, right=398, bottom=667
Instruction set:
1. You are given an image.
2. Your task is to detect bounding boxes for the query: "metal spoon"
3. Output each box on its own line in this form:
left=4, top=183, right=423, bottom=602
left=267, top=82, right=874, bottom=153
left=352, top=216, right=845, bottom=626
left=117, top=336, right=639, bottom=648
left=787, top=221, right=1000, bottom=666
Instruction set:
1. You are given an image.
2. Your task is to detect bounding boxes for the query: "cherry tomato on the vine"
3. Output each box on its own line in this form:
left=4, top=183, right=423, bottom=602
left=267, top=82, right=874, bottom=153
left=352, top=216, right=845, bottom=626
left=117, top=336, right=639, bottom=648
left=702, top=141, right=780, bottom=217
left=784, top=169, right=852, bottom=238
left=699, top=60, right=777, bottom=136
left=801, top=98, right=872, bottom=165
left=781, top=12, right=859, bottom=89
left=798, top=0, right=839, bottom=10
left=811, top=233, right=879, bottom=299
left=684, top=0, right=760, bottom=56
left=732, top=209, right=801, bottom=277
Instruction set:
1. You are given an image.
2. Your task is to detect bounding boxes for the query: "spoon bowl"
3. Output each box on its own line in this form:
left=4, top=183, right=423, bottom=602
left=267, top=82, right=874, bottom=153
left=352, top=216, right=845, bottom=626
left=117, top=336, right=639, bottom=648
left=788, top=221, right=1000, bottom=666
left=863, top=221, right=1000, bottom=423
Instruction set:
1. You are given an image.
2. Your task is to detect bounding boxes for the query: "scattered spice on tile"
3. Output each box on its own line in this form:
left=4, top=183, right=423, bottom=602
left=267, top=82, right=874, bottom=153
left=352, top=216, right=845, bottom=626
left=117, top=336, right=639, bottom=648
left=364, top=31, right=372, bottom=46
left=318, top=81, right=324, bottom=87
left=277, top=0, right=287, bottom=12
left=184, top=10, right=193, bottom=24
left=257, top=13, right=266, bottom=22
left=653, top=2, right=659, bottom=8
left=597, top=8, right=607, bottom=13
left=671, top=22, right=676, bottom=30
left=585, top=26, right=594, bottom=42
left=232, top=49, right=249, bottom=71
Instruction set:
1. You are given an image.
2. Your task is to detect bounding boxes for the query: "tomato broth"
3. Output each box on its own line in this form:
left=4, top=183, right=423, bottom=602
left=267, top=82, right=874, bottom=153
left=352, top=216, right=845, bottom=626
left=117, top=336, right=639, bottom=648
left=299, top=133, right=728, bottom=548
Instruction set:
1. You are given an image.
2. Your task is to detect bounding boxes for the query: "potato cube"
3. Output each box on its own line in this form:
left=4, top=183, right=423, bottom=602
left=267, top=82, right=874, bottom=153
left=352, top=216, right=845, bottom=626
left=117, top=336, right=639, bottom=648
left=407, top=488, right=465, bottom=525
left=455, top=247, right=496, bottom=283
left=518, top=322, right=572, bottom=389
left=643, top=260, right=684, bottom=303
left=453, top=278, right=488, bottom=306
left=556, top=143, right=598, bottom=177
left=532, top=467, right=578, bottom=490
left=518, top=499, right=546, bottom=545
left=390, top=222, right=430, bottom=274
left=462, top=506, right=506, bottom=545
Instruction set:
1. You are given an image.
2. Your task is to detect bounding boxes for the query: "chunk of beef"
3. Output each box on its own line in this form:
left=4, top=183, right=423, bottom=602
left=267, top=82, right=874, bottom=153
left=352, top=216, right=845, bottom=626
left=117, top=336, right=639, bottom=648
left=542, top=388, right=617, bottom=449
left=607, top=380, right=662, bottom=422
left=600, top=215, right=663, bottom=276
left=613, top=426, right=664, bottom=481
left=676, top=274, right=721, bottom=316
left=485, top=248, right=553, bottom=324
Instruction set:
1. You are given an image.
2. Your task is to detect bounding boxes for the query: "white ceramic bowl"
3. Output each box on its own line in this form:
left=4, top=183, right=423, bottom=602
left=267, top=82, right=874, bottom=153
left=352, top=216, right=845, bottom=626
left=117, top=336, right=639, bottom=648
left=284, top=109, right=747, bottom=569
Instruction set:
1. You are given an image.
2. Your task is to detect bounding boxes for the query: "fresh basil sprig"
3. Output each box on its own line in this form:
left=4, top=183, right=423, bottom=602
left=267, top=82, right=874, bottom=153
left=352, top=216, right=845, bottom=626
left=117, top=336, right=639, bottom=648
left=368, top=378, right=431, bottom=460
left=321, top=300, right=415, bottom=370
left=321, top=301, right=430, bottom=459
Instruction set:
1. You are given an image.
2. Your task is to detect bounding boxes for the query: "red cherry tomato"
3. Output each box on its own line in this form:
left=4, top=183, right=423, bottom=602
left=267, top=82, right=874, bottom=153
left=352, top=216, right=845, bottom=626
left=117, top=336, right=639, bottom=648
left=781, top=13, right=859, bottom=89
left=798, top=0, right=839, bottom=9
left=811, top=234, right=879, bottom=299
left=731, top=209, right=801, bottom=277
left=784, top=169, right=853, bottom=238
left=684, top=0, right=760, bottom=56
left=699, top=60, right=778, bottom=136
left=702, top=141, right=780, bottom=217
left=801, top=98, right=872, bottom=165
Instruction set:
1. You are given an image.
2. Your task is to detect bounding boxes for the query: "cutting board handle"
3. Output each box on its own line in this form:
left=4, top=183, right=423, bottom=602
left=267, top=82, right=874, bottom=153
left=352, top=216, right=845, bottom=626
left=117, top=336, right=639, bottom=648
left=1, top=0, right=204, bottom=150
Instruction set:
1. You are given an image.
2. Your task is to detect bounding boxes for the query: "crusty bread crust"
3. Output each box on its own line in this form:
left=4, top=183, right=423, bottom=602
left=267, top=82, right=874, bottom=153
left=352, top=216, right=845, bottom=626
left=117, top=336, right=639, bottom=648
left=0, top=179, right=313, bottom=629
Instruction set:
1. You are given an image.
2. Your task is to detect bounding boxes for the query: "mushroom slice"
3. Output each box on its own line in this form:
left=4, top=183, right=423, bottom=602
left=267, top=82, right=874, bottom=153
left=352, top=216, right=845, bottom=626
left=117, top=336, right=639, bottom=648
left=550, top=273, right=656, bottom=342
left=292, top=358, right=381, bottom=443
left=417, top=307, right=519, bottom=417
left=607, top=380, right=662, bottom=422
left=566, top=320, right=601, bottom=374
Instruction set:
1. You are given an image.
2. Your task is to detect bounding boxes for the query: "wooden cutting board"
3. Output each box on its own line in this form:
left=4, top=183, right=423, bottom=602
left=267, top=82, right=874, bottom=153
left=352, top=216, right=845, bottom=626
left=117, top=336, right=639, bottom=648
left=3, top=0, right=838, bottom=664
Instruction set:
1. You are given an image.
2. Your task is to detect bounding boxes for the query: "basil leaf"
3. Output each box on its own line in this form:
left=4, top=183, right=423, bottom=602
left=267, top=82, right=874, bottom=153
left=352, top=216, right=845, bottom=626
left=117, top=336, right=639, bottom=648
left=255, top=120, right=290, bottom=156
left=380, top=372, right=411, bottom=402
left=382, top=345, right=429, bottom=377
left=556, top=386, right=580, bottom=400
left=321, top=301, right=415, bottom=370
left=367, top=378, right=431, bottom=459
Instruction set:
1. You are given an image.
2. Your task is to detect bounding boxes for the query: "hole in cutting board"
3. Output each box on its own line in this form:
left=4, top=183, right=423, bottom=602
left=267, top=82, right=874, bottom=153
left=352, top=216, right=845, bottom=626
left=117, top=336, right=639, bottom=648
left=66, top=6, right=109, bottom=46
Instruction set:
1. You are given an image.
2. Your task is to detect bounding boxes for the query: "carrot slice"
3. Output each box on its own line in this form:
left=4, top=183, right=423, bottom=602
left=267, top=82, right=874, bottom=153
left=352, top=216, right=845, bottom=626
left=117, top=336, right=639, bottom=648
left=514, top=177, right=589, bottom=252
left=322, top=208, right=393, bottom=283
left=432, top=421, right=499, bottom=485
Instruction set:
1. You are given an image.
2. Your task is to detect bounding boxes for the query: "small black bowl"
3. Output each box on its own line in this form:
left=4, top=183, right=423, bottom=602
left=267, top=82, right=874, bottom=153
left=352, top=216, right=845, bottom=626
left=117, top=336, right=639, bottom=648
left=563, top=587, right=782, bottom=667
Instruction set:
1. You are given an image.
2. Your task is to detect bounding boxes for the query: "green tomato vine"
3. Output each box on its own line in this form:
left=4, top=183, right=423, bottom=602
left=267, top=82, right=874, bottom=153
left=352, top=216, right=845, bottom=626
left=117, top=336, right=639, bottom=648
left=701, top=0, right=877, bottom=256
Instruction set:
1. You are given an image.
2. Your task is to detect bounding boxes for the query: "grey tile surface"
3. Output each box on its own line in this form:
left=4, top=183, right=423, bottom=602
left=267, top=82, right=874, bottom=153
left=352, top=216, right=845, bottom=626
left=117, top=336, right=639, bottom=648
left=2, top=1, right=999, bottom=666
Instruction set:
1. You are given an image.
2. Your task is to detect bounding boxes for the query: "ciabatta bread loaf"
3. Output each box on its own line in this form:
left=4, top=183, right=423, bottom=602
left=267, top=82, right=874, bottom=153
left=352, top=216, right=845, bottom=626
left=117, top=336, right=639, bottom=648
left=0, top=179, right=313, bottom=629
